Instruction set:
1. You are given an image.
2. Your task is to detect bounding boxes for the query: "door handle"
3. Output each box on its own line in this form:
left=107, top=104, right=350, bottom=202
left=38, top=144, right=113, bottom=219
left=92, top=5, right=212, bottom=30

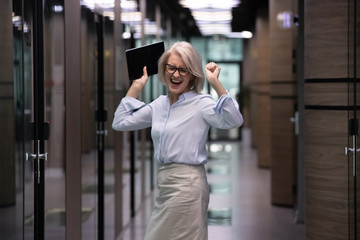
left=25, top=140, right=48, bottom=184
left=290, top=111, right=299, bottom=135
left=96, top=129, right=108, bottom=136
left=345, top=135, right=359, bottom=177
left=25, top=152, right=48, bottom=161
left=345, top=147, right=360, bottom=155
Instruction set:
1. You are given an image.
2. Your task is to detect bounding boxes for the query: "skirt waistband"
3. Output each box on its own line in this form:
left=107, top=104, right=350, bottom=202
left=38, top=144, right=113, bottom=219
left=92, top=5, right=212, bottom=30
left=158, top=162, right=206, bottom=173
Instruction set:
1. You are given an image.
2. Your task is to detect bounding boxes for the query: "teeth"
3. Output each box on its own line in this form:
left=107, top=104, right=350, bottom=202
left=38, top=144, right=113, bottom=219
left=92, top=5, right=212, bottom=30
left=171, top=79, right=181, bottom=84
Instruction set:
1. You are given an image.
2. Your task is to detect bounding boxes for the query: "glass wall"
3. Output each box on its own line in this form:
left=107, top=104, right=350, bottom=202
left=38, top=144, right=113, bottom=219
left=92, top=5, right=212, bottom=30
left=1, top=0, right=67, bottom=239
left=191, top=37, right=243, bottom=140
left=0, top=1, right=21, bottom=239
left=43, top=1, right=66, bottom=238
left=80, top=7, right=97, bottom=240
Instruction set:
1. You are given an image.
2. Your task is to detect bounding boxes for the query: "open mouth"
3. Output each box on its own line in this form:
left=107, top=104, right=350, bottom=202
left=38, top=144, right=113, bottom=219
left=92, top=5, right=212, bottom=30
left=171, top=79, right=182, bottom=85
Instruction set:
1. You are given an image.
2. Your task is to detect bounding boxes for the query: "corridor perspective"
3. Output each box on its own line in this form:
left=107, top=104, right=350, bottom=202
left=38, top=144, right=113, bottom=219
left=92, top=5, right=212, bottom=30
left=1, top=0, right=360, bottom=240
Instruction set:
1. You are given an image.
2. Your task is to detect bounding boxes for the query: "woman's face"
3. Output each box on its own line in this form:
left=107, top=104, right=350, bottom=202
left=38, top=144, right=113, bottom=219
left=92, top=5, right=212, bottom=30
left=165, top=53, right=193, bottom=98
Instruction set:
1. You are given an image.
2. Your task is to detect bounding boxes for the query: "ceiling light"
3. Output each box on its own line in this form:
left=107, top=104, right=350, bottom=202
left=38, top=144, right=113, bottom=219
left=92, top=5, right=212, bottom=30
left=121, top=11, right=142, bottom=23
left=179, top=0, right=241, bottom=10
left=179, top=0, right=241, bottom=37
left=81, top=0, right=114, bottom=10
left=121, top=0, right=138, bottom=11
left=81, top=0, right=138, bottom=11
left=132, top=20, right=164, bottom=37
left=226, top=31, right=253, bottom=39
left=192, top=10, right=232, bottom=22
left=198, top=23, right=232, bottom=35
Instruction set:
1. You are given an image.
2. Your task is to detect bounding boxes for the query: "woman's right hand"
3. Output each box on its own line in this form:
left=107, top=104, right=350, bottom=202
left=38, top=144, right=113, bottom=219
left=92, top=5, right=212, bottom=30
left=126, top=66, right=148, bottom=98
left=133, top=66, right=149, bottom=89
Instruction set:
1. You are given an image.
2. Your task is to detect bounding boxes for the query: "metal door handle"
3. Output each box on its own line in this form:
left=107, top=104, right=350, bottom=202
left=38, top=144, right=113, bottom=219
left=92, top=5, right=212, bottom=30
left=25, top=140, right=48, bottom=184
left=346, top=135, right=359, bottom=177
left=290, top=112, right=299, bottom=135
left=25, top=152, right=48, bottom=161
left=345, top=147, right=360, bottom=155
left=96, top=129, right=108, bottom=136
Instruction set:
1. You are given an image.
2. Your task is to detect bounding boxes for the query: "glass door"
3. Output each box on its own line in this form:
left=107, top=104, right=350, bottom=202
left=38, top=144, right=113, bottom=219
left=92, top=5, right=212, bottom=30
left=80, top=6, right=115, bottom=240
left=43, top=1, right=66, bottom=238
left=80, top=6, right=97, bottom=240
left=16, top=0, right=49, bottom=238
left=95, top=12, right=107, bottom=240
left=348, top=0, right=360, bottom=238
left=356, top=0, right=360, bottom=238
left=0, top=0, right=27, bottom=239
left=2, top=0, right=66, bottom=239
left=26, top=0, right=47, bottom=237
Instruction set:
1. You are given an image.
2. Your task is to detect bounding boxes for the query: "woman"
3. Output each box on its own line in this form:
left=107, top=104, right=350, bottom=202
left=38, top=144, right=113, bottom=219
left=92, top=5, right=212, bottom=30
left=112, top=41, right=243, bottom=240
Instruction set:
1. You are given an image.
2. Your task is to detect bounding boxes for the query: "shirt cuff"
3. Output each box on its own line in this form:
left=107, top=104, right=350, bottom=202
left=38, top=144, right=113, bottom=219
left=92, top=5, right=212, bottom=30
left=214, top=92, right=239, bottom=114
left=121, top=97, right=146, bottom=112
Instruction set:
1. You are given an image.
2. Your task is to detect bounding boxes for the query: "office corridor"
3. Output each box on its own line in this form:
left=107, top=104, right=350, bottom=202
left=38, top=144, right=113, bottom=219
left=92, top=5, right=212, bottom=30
left=117, top=128, right=305, bottom=240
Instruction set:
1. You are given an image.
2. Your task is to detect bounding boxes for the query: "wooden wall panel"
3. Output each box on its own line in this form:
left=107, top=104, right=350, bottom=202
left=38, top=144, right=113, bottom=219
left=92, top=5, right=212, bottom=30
left=81, top=12, right=96, bottom=153
left=271, top=98, right=295, bottom=205
left=257, top=93, right=271, bottom=168
left=304, top=0, right=349, bottom=79
left=246, top=33, right=259, bottom=148
left=304, top=82, right=348, bottom=106
left=304, top=1, right=354, bottom=239
left=65, top=0, right=82, bottom=238
left=247, top=8, right=271, bottom=167
left=243, top=40, right=255, bottom=130
left=271, top=83, right=296, bottom=97
left=269, top=0, right=294, bottom=82
left=256, top=9, right=270, bottom=84
left=269, top=0, right=296, bottom=205
left=305, top=110, right=349, bottom=240
left=249, top=90, right=258, bottom=148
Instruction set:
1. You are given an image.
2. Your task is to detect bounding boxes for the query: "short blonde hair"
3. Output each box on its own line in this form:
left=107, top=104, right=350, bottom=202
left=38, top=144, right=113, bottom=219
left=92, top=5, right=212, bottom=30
left=158, top=41, right=204, bottom=93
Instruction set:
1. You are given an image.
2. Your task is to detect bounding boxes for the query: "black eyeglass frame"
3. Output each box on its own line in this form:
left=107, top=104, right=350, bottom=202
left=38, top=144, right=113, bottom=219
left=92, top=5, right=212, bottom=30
left=165, top=64, right=191, bottom=76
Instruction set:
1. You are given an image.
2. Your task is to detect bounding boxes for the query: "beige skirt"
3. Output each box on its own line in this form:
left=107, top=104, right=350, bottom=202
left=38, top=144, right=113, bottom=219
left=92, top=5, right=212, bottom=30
left=144, top=163, right=210, bottom=240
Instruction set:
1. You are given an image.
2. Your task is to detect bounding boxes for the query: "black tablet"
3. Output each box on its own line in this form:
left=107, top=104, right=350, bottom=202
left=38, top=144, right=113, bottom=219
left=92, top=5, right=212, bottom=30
left=126, top=41, right=165, bottom=81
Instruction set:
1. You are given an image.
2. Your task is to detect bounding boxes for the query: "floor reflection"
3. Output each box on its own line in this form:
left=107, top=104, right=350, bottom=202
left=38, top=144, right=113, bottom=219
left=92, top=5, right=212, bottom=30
left=208, top=208, right=232, bottom=226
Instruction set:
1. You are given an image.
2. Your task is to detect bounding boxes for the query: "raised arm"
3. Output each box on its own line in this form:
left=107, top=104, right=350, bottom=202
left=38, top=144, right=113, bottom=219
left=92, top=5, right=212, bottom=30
left=112, top=66, right=152, bottom=131
left=126, top=66, right=149, bottom=99
left=205, top=62, right=227, bottom=98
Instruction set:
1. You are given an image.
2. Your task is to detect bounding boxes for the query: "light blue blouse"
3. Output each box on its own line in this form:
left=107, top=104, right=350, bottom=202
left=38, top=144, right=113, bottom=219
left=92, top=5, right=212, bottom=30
left=112, top=91, right=243, bottom=165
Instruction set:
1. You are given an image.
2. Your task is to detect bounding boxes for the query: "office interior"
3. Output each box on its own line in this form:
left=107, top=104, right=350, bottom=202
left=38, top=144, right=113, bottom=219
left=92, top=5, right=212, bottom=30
left=0, top=0, right=359, bottom=239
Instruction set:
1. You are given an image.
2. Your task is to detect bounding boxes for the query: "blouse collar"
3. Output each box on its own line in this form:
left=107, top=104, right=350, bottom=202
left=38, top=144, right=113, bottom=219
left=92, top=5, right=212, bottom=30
left=166, top=90, right=198, bottom=105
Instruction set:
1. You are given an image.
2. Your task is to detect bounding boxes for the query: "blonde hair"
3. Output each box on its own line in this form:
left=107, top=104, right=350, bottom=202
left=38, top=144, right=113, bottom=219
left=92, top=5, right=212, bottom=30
left=158, top=41, right=204, bottom=93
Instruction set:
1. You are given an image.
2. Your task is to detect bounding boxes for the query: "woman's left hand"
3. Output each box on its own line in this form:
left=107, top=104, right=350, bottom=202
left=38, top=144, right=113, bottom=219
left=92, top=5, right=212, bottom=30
left=205, top=62, right=221, bottom=84
left=205, top=62, right=227, bottom=97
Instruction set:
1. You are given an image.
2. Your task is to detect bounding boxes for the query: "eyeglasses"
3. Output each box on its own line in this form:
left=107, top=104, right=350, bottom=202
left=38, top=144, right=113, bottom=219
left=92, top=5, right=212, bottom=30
left=165, top=64, right=190, bottom=76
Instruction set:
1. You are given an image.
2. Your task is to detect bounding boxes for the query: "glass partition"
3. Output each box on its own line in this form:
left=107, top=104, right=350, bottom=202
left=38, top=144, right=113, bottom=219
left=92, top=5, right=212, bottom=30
left=80, top=6, right=97, bottom=240
left=43, top=1, right=66, bottom=238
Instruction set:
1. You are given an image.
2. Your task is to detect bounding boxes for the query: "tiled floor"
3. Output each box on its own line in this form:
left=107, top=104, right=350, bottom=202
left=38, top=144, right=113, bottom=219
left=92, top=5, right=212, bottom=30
left=117, top=129, right=305, bottom=240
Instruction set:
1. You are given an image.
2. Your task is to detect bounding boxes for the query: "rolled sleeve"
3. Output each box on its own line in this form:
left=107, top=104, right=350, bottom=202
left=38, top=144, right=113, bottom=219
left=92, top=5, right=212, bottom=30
left=112, top=97, right=152, bottom=131
left=121, top=97, right=146, bottom=112
left=200, top=93, right=244, bottom=129
left=214, top=94, right=239, bottom=114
